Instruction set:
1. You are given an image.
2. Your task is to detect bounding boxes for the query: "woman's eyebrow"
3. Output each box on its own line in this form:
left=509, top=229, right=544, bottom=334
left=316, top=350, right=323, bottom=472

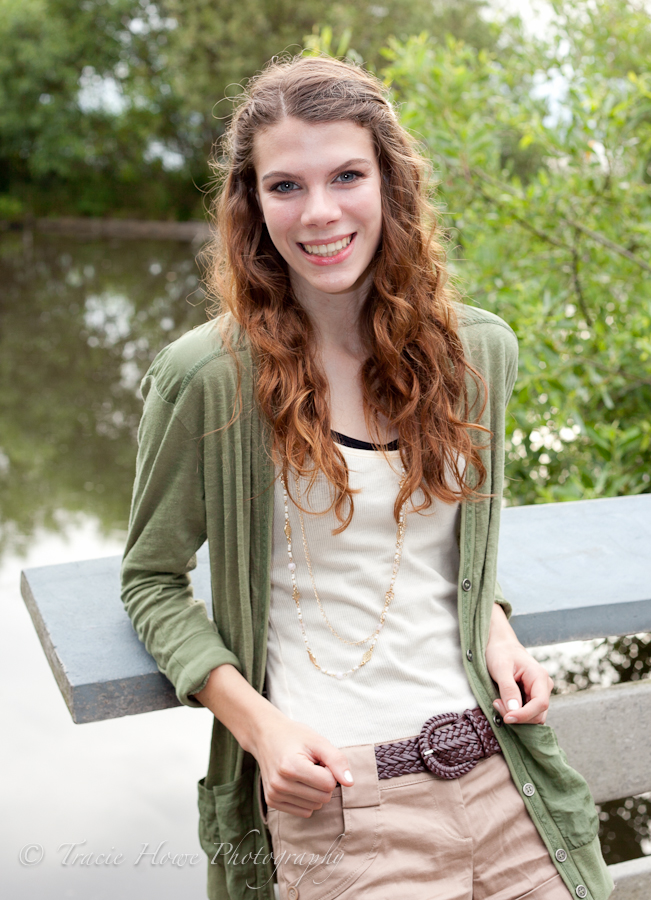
left=260, top=158, right=373, bottom=184
left=261, top=170, right=299, bottom=183
left=328, top=157, right=373, bottom=174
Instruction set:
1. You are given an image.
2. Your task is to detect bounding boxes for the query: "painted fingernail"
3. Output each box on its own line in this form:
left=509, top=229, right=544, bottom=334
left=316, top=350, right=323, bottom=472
left=507, top=699, right=519, bottom=711
left=344, top=770, right=353, bottom=783
left=505, top=716, right=517, bottom=723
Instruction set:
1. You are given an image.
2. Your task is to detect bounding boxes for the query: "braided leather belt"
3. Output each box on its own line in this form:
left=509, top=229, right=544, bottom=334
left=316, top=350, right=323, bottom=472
left=374, top=707, right=501, bottom=780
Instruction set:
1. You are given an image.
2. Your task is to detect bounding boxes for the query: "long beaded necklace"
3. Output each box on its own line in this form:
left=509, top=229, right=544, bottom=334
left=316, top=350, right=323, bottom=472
left=279, top=467, right=408, bottom=679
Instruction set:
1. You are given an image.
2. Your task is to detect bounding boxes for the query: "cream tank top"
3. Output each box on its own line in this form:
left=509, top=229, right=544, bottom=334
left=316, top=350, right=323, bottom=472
left=265, top=436, right=477, bottom=748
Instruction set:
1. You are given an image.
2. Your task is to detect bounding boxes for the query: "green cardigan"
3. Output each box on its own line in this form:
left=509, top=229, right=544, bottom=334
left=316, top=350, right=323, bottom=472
left=121, top=305, right=613, bottom=900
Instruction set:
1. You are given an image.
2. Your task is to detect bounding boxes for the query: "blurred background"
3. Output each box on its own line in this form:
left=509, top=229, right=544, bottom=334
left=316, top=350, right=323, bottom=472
left=1, top=0, right=650, bottom=896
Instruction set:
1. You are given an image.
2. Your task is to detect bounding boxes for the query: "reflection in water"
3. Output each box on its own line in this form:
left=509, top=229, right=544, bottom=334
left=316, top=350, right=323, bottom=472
left=1, top=233, right=213, bottom=898
left=0, top=232, right=206, bottom=559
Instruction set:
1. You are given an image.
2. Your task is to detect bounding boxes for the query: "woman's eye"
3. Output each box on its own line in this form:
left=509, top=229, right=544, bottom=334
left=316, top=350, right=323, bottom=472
left=335, top=171, right=361, bottom=183
left=273, top=181, right=298, bottom=193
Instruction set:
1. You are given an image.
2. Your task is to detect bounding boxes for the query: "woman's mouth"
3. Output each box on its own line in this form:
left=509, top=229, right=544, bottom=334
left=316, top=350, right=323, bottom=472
left=297, top=233, right=356, bottom=265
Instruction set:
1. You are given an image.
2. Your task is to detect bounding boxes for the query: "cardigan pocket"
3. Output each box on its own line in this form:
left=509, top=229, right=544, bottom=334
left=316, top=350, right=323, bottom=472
left=198, top=777, right=221, bottom=861
left=511, top=724, right=599, bottom=851
left=198, top=773, right=272, bottom=895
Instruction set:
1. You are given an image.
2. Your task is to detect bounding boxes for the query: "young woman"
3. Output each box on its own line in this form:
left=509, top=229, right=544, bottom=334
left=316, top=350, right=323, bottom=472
left=121, top=56, right=612, bottom=900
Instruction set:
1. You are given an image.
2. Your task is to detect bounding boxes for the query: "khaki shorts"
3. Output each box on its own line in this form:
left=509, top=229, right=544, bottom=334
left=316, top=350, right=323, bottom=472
left=267, top=741, right=572, bottom=900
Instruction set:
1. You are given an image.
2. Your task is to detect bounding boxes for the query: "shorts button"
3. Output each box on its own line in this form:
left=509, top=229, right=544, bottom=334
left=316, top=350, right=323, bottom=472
left=522, top=782, right=535, bottom=797
left=555, top=848, right=567, bottom=863
left=462, top=578, right=472, bottom=591
left=288, top=887, right=299, bottom=900
left=466, top=649, right=473, bottom=662
left=575, top=886, right=587, bottom=899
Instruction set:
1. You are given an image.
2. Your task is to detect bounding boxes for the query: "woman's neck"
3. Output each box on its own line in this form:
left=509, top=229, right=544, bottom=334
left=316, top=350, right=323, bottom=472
left=290, top=268, right=370, bottom=358
left=289, top=268, right=397, bottom=444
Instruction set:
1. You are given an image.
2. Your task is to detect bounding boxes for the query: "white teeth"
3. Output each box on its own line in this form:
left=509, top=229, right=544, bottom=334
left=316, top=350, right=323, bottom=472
left=302, top=234, right=353, bottom=256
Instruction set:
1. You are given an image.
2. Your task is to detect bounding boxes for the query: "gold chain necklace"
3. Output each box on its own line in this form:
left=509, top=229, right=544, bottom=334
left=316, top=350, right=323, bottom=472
left=279, top=467, right=407, bottom=679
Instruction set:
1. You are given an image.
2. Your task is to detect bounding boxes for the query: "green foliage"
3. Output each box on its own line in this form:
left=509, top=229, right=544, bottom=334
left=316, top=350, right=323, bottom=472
left=0, top=194, right=23, bottom=218
left=303, top=26, right=360, bottom=64
left=157, top=0, right=496, bottom=118
left=0, top=0, right=496, bottom=217
left=0, top=0, right=204, bottom=216
left=382, top=0, right=651, bottom=504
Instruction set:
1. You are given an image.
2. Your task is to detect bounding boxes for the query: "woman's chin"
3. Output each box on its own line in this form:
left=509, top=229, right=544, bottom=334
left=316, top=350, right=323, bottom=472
left=291, top=259, right=375, bottom=299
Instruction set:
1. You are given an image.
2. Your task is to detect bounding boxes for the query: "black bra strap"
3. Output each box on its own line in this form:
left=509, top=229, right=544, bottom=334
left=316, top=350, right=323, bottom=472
left=331, top=430, right=399, bottom=451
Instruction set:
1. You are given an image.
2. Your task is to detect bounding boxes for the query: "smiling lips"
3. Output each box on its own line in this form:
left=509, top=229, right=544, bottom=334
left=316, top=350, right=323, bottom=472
left=299, top=233, right=355, bottom=260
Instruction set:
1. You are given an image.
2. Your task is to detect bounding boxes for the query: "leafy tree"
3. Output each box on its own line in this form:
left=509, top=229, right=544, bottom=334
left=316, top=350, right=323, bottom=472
left=382, top=0, right=651, bottom=504
left=157, top=0, right=498, bottom=138
left=0, top=0, right=201, bottom=217
left=0, top=0, right=497, bottom=217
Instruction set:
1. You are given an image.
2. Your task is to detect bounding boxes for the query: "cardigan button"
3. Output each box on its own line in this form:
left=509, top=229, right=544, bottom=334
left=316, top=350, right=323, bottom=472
left=522, top=782, right=536, bottom=797
left=575, top=886, right=587, bottom=899
left=493, top=713, right=503, bottom=727
left=462, top=578, right=472, bottom=592
left=288, top=887, right=300, bottom=900
left=555, top=848, right=567, bottom=863
left=466, top=649, right=473, bottom=662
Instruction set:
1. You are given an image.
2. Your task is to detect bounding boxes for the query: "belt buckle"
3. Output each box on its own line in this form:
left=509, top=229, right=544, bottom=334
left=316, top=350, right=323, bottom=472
left=417, top=710, right=482, bottom=780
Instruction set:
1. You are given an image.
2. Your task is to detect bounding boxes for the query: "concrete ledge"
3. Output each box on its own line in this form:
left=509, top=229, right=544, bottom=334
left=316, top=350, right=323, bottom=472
left=547, top=679, right=651, bottom=803
left=503, top=495, right=651, bottom=646
left=3, top=217, right=211, bottom=242
left=20, top=494, right=651, bottom=723
left=20, top=548, right=211, bottom=723
left=609, top=854, right=651, bottom=900
left=38, top=217, right=211, bottom=242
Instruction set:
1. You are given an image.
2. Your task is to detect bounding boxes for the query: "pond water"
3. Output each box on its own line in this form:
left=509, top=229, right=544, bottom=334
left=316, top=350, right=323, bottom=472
left=1, top=231, right=647, bottom=897
left=1, top=231, right=213, bottom=898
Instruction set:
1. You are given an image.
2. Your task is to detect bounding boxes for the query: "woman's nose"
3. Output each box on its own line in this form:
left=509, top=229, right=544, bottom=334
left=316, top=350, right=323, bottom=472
left=300, top=186, right=342, bottom=229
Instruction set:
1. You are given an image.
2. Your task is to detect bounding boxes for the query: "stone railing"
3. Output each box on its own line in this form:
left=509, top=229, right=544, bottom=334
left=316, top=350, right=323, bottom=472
left=21, top=494, right=651, bottom=899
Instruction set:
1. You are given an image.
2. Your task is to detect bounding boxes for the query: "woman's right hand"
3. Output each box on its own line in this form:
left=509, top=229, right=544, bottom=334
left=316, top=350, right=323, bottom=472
left=194, top=664, right=354, bottom=818
left=252, top=705, right=354, bottom=817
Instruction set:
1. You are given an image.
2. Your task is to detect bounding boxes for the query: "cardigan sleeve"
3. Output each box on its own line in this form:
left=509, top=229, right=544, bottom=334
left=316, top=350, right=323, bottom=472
left=494, top=579, right=512, bottom=620
left=120, top=368, right=242, bottom=708
left=495, top=318, right=518, bottom=621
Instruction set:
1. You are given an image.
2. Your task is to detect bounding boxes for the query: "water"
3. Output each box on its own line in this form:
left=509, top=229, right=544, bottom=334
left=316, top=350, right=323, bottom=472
left=1, top=232, right=213, bottom=898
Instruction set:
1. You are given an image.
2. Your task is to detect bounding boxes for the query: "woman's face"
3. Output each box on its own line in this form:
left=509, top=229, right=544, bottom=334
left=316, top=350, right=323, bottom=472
left=253, top=117, right=383, bottom=301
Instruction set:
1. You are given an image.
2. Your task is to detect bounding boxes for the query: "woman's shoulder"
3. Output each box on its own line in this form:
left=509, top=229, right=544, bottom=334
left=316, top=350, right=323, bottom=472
left=455, top=303, right=518, bottom=361
left=142, top=314, right=250, bottom=406
left=455, top=302, right=517, bottom=339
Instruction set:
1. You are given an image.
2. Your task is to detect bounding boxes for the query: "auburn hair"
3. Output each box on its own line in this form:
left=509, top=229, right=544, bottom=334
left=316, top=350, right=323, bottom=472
left=205, top=54, right=487, bottom=533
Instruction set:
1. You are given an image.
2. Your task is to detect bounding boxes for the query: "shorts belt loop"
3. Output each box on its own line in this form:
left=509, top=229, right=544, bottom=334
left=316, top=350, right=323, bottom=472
left=340, top=743, right=381, bottom=809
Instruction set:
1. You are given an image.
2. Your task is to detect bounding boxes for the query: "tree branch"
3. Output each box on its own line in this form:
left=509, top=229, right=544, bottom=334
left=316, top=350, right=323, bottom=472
left=462, top=172, right=569, bottom=251
left=571, top=229, right=593, bottom=327
left=564, top=218, right=651, bottom=274
left=468, top=167, right=651, bottom=274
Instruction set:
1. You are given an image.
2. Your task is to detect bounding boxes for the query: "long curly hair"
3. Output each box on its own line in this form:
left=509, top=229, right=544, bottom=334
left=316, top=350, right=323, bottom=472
left=205, top=55, right=487, bottom=532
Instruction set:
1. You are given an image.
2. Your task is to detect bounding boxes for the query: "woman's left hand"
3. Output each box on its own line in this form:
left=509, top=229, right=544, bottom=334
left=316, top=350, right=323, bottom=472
left=484, top=602, right=554, bottom=725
